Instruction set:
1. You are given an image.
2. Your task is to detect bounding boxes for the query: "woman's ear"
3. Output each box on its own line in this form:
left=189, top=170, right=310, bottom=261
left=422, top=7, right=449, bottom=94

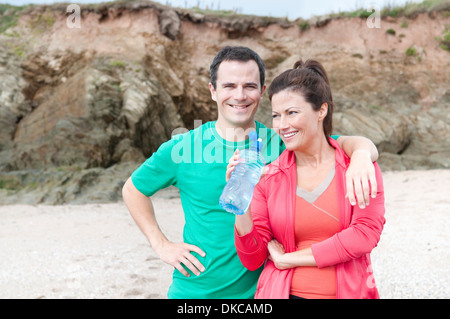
left=318, top=103, right=328, bottom=121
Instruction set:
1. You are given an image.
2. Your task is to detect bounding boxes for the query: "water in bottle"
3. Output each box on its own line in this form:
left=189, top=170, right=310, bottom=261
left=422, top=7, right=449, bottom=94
left=219, top=131, right=265, bottom=215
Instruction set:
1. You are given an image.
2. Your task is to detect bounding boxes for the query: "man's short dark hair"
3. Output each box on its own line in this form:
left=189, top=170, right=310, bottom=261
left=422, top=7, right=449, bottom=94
left=210, top=46, right=266, bottom=89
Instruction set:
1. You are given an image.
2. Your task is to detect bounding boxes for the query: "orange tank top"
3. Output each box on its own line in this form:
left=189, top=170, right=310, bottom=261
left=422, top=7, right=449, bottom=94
left=290, top=167, right=340, bottom=299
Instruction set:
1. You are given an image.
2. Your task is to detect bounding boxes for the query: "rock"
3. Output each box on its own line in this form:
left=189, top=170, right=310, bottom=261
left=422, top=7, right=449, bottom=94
left=0, top=44, right=27, bottom=151
left=2, top=52, right=185, bottom=171
left=333, top=108, right=413, bottom=155
left=0, top=2, right=448, bottom=204
left=309, top=14, right=332, bottom=28
left=0, top=162, right=140, bottom=205
left=159, top=9, right=180, bottom=40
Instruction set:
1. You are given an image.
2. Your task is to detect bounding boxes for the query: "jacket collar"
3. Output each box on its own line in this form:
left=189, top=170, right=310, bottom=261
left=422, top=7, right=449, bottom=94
left=269, top=137, right=349, bottom=173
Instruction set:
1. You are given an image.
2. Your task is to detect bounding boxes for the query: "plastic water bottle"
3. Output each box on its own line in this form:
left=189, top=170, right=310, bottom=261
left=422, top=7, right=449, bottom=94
left=219, top=131, right=265, bottom=215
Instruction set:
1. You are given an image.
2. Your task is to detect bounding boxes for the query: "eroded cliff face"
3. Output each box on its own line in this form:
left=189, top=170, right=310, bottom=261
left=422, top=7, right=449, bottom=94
left=0, top=1, right=449, bottom=203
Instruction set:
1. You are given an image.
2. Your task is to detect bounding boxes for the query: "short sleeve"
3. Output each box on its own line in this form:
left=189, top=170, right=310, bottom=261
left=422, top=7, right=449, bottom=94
left=131, top=138, right=179, bottom=197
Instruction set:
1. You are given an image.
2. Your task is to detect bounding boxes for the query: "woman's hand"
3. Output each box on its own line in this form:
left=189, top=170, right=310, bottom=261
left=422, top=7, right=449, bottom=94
left=345, top=150, right=378, bottom=209
left=268, top=239, right=288, bottom=270
left=268, top=239, right=317, bottom=269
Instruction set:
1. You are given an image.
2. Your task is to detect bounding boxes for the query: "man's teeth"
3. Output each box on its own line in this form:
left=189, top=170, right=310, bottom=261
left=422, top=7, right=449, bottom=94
left=283, top=132, right=298, bottom=138
left=231, top=105, right=247, bottom=109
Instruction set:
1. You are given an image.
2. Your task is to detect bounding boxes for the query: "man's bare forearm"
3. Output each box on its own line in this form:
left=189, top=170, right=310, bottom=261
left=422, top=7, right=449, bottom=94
left=337, top=136, right=379, bottom=162
left=122, top=177, right=168, bottom=252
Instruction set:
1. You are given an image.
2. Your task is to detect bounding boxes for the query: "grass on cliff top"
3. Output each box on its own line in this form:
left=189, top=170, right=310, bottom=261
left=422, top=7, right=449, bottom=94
left=0, top=0, right=448, bottom=33
left=335, top=0, right=449, bottom=19
left=180, top=0, right=450, bottom=20
left=0, top=4, right=31, bottom=34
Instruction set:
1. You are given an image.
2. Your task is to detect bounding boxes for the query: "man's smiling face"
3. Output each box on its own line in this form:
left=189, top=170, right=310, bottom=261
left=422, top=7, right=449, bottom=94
left=210, top=60, right=266, bottom=134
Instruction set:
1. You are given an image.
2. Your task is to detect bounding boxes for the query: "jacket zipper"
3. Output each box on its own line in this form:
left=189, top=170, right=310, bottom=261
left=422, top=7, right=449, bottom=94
left=335, top=165, right=348, bottom=299
left=283, top=161, right=297, bottom=298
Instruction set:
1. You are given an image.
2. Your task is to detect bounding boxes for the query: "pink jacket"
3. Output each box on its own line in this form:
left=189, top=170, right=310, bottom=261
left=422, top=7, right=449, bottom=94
left=235, top=138, right=385, bottom=299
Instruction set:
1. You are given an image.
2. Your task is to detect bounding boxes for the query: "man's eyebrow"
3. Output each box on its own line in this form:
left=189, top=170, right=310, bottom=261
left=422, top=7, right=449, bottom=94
left=220, top=81, right=258, bottom=85
left=221, top=82, right=235, bottom=86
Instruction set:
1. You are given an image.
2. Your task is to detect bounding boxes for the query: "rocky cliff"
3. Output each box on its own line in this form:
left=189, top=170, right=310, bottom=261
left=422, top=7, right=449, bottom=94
left=0, top=0, right=449, bottom=204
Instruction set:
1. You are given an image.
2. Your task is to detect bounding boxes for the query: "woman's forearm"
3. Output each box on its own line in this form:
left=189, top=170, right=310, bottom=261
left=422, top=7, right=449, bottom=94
left=235, top=206, right=254, bottom=236
left=268, top=240, right=317, bottom=270
left=282, top=247, right=317, bottom=268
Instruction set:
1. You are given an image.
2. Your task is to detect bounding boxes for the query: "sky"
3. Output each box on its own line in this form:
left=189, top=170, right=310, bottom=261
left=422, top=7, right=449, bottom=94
left=1, top=0, right=424, bottom=20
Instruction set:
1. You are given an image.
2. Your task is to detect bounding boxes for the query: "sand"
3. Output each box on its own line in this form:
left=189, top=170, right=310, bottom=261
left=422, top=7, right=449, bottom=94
left=0, top=169, right=449, bottom=299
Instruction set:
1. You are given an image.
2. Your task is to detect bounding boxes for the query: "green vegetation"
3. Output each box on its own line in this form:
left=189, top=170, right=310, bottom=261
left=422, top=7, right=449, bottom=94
left=190, top=6, right=239, bottom=17
left=386, top=28, right=396, bottom=35
left=299, top=21, right=310, bottom=31
left=439, top=31, right=450, bottom=51
left=0, top=4, right=57, bottom=35
left=444, top=31, right=450, bottom=42
left=406, top=46, right=417, bottom=56
left=0, top=13, right=18, bottom=33
left=29, top=11, right=56, bottom=33
left=332, top=0, right=449, bottom=19
left=369, top=105, right=382, bottom=111
left=0, top=4, right=29, bottom=34
left=341, top=8, right=373, bottom=18
left=111, top=83, right=122, bottom=93
left=0, top=176, right=22, bottom=191
left=436, top=24, right=450, bottom=51
left=13, top=45, right=25, bottom=57
left=109, top=60, right=127, bottom=68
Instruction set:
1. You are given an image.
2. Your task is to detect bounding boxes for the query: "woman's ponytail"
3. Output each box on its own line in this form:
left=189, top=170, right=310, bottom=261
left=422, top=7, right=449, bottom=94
left=268, top=58, right=334, bottom=140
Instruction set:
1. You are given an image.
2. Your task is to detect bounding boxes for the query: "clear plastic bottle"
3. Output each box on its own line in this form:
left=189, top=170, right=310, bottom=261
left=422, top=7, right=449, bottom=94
left=219, top=131, right=265, bottom=215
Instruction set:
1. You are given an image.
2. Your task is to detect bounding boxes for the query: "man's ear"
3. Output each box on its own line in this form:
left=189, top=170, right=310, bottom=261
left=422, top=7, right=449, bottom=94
left=209, top=82, right=217, bottom=102
left=260, top=84, right=266, bottom=97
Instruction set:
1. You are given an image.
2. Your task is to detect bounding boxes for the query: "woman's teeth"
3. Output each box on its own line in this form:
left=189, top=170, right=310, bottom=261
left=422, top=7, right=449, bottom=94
left=283, top=132, right=298, bottom=138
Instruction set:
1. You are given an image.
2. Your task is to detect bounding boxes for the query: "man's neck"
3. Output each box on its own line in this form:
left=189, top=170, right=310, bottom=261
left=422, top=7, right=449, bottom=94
left=215, top=120, right=257, bottom=142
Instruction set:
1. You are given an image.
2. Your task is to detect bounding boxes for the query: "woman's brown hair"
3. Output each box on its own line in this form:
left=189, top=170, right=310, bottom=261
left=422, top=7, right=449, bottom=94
left=268, top=59, right=333, bottom=140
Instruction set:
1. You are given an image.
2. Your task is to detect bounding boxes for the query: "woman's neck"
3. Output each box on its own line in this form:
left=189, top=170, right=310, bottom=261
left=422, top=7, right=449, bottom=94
left=294, top=136, right=335, bottom=169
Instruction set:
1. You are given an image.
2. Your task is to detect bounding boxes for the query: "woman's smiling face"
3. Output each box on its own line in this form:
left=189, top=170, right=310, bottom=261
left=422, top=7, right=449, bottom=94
left=271, top=90, right=327, bottom=151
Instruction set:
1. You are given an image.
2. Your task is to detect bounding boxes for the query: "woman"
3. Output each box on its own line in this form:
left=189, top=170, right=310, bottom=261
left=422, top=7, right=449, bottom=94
left=230, top=59, right=385, bottom=299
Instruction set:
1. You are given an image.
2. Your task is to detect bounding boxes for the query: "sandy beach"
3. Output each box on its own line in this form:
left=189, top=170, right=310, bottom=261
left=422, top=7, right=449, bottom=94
left=1, top=169, right=449, bottom=299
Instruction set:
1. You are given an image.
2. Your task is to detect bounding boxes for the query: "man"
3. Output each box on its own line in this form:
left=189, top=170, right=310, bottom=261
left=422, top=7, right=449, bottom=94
left=122, top=46, right=378, bottom=298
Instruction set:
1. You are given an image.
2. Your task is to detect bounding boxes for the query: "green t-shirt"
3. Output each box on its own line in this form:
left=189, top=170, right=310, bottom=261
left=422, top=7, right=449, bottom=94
left=131, top=121, right=284, bottom=299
